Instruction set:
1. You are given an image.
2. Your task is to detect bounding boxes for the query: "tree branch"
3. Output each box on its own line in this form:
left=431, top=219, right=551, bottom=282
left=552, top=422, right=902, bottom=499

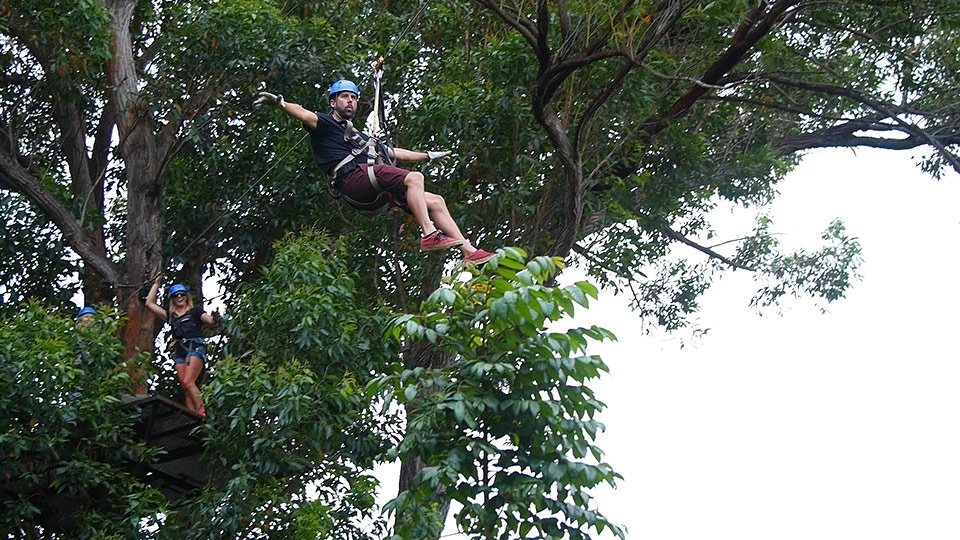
left=571, top=243, right=625, bottom=279
left=662, top=226, right=755, bottom=271
left=572, top=0, right=693, bottom=152
left=542, top=0, right=649, bottom=110
left=0, top=150, right=121, bottom=284
left=640, top=0, right=802, bottom=137
left=604, top=1, right=804, bottom=182
left=470, top=0, right=539, bottom=55
left=91, top=94, right=119, bottom=183
left=760, top=73, right=960, bottom=170
left=640, top=62, right=730, bottom=90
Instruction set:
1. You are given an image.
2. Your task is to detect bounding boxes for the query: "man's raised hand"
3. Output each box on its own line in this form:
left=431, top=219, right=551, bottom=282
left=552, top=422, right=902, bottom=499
left=255, top=91, right=285, bottom=109
left=427, top=150, right=452, bottom=161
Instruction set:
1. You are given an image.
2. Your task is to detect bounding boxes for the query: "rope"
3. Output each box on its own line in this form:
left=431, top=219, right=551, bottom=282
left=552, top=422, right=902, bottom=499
left=375, top=0, right=431, bottom=140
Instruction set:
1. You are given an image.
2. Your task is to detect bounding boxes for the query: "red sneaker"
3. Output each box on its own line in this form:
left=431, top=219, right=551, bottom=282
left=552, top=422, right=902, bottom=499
left=420, top=230, right=464, bottom=252
left=463, top=249, right=495, bottom=265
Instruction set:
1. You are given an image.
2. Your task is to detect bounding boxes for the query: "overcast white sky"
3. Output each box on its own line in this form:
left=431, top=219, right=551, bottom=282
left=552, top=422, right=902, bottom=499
left=576, top=147, right=960, bottom=540
left=373, top=145, right=960, bottom=539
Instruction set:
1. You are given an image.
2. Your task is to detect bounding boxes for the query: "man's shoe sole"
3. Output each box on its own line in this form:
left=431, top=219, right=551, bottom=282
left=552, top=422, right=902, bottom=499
left=421, top=239, right=465, bottom=252
left=463, top=253, right=496, bottom=265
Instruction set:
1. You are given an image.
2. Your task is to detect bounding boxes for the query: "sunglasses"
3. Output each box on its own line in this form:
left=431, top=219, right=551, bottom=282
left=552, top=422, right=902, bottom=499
left=172, top=293, right=188, bottom=298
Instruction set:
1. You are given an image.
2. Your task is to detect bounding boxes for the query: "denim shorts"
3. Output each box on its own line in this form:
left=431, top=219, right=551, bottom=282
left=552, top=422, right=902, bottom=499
left=174, top=338, right=206, bottom=365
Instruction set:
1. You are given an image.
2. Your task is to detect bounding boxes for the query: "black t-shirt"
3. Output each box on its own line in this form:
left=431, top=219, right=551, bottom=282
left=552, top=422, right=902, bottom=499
left=306, top=112, right=370, bottom=178
left=169, top=306, right=204, bottom=340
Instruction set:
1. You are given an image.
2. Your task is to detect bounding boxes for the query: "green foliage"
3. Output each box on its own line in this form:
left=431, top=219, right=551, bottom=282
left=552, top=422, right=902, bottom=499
left=739, top=217, right=863, bottom=309
left=0, top=194, right=77, bottom=315
left=5, top=0, right=113, bottom=85
left=0, top=303, right=165, bottom=537
left=176, top=231, right=397, bottom=539
left=3, top=0, right=957, bottom=536
left=629, top=258, right=710, bottom=332
left=372, top=248, right=625, bottom=540
left=224, top=229, right=397, bottom=370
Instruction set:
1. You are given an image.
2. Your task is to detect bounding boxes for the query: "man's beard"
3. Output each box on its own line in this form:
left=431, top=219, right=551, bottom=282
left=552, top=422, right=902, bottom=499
left=336, top=105, right=355, bottom=120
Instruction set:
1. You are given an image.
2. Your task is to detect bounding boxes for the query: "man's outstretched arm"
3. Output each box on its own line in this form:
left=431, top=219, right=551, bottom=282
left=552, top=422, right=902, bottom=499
left=256, top=91, right=318, bottom=130
left=390, top=147, right=451, bottom=162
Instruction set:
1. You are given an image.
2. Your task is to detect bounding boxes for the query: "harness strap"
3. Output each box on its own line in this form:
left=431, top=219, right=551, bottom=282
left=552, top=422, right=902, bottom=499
left=331, top=148, right=363, bottom=179
left=340, top=189, right=392, bottom=214
left=329, top=119, right=387, bottom=209
left=173, top=337, right=204, bottom=347
left=365, top=138, right=383, bottom=192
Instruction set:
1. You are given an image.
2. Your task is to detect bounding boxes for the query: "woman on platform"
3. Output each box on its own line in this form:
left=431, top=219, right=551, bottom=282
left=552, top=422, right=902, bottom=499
left=146, top=274, right=213, bottom=417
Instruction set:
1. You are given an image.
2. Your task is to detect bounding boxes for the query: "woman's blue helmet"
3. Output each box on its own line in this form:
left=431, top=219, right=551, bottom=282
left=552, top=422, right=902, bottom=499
left=168, top=284, right=188, bottom=296
left=76, top=306, right=96, bottom=318
left=328, top=79, right=359, bottom=99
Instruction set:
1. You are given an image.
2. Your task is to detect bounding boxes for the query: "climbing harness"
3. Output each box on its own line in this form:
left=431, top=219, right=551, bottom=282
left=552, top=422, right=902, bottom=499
left=172, top=337, right=205, bottom=365
left=329, top=126, right=393, bottom=213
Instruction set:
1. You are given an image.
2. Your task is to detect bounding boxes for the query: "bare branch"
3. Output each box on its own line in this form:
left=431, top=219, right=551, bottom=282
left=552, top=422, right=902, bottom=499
left=0, top=150, right=122, bottom=284
left=470, top=0, right=540, bottom=56
left=640, top=0, right=802, bottom=136
left=663, top=226, right=756, bottom=271
left=640, top=62, right=730, bottom=90
left=557, top=0, right=572, bottom=39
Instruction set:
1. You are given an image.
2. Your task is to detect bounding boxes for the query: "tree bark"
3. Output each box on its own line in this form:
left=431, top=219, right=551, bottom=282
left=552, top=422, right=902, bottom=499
left=105, top=0, right=167, bottom=389
left=395, top=269, right=453, bottom=538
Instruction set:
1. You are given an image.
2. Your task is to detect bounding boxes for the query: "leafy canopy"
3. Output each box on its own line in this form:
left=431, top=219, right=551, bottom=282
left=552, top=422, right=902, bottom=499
left=374, top=249, right=625, bottom=539
left=0, top=304, right=164, bottom=537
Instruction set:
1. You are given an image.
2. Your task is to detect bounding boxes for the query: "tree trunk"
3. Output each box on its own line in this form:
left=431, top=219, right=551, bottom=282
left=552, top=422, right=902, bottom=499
left=528, top=103, right=585, bottom=258
left=395, top=268, right=453, bottom=538
left=106, top=0, right=167, bottom=388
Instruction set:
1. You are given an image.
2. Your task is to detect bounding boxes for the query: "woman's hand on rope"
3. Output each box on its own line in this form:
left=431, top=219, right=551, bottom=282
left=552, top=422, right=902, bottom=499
left=255, top=91, right=285, bottom=109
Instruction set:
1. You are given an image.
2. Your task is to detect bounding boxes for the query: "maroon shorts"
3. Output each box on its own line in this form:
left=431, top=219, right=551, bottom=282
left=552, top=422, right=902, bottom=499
left=339, top=164, right=410, bottom=212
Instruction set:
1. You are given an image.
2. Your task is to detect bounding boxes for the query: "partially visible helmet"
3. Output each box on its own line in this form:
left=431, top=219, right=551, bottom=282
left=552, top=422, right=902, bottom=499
left=328, top=79, right=360, bottom=100
left=168, top=284, right=189, bottom=297
left=76, top=306, right=96, bottom=318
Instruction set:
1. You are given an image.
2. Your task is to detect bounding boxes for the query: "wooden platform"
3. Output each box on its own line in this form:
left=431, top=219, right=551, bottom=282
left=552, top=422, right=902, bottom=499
left=121, top=394, right=209, bottom=500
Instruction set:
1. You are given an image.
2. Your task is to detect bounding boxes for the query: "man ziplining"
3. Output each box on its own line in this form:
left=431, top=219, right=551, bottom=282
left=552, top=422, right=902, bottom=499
left=256, top=79, right=495, bottom=265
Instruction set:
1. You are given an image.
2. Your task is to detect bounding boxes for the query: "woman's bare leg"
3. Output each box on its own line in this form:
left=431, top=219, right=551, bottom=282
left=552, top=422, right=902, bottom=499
left=175, top=359, right=204, bottom=412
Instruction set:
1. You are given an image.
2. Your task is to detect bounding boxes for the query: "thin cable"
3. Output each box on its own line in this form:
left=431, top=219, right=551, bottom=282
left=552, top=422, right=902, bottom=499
left=172, top=131, right=309, bottom=261
left=384, top=0, right=431, bottom=60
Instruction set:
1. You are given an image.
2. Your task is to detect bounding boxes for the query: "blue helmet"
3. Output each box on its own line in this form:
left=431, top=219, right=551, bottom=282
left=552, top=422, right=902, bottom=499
left=328, top=79, right=359, bottom=100
left=76, top=306, right=96, bottom=318
left=168, top=284, right=189, bottom=297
